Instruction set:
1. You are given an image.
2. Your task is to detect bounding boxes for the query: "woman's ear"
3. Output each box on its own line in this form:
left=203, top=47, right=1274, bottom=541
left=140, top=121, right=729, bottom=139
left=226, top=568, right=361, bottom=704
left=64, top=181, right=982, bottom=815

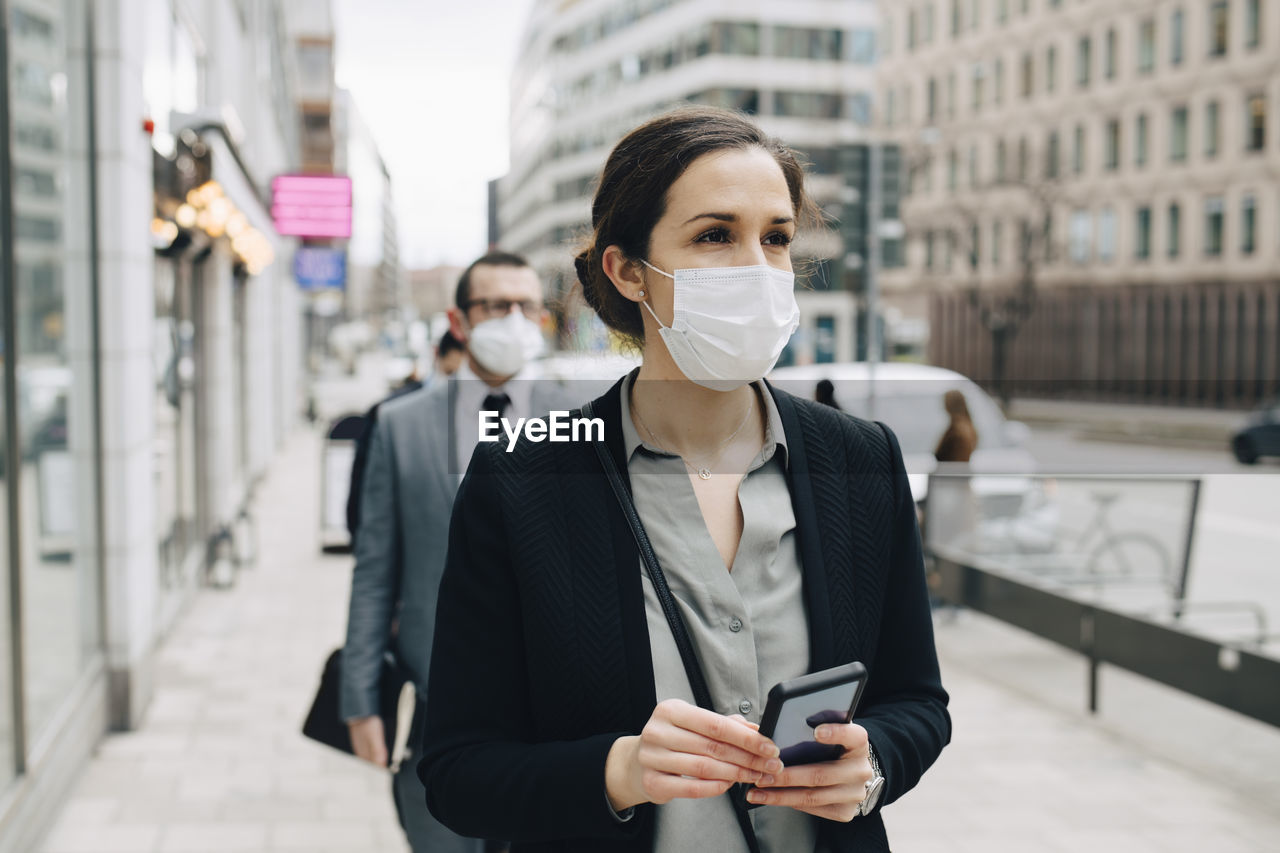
left=601, top=245, right=646, bottom=303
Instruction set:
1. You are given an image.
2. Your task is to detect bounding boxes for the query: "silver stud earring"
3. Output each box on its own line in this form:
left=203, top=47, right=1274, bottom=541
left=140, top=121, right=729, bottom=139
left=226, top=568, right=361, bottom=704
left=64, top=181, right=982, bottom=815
left=637, top=290, right=645, bottom=299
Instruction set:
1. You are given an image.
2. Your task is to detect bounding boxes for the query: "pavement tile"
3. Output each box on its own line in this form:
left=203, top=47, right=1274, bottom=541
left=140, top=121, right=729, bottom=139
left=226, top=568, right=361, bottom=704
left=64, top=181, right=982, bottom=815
left=156, top=822, right=269, bottom=852
left=267, top=820, right=387, bottom=850
left=42, top=824, right=160, bottom=853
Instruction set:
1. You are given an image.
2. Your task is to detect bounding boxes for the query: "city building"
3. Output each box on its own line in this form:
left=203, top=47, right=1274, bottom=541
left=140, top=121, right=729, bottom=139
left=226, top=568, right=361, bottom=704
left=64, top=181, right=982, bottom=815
left=877, top=0, right=1279, bottom=406
left=335, top=88, right=404, bottom=326
left=408, top=264, right=465, bottom=321
left=499, top=0, right=889, bottom=362
left=0, top=2, right=308, bottom=849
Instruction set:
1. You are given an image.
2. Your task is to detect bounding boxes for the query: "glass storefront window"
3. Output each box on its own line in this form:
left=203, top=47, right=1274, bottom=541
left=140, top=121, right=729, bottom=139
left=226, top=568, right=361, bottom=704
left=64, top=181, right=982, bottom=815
left=0, top=79, right=14, bottom=791
left=7, top=0, right=101, bottom=747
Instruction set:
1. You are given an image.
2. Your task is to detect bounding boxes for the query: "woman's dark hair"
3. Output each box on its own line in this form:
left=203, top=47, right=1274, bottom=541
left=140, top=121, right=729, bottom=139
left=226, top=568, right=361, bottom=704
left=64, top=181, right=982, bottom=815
left=574, top=106, right=820, bottom=347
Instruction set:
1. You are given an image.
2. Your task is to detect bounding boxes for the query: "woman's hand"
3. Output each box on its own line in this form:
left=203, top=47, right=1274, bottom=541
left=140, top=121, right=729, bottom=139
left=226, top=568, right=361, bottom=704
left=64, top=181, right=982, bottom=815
left=745, top=722, right=874, bottom=822
left=605, top=699, right=783, bottom=812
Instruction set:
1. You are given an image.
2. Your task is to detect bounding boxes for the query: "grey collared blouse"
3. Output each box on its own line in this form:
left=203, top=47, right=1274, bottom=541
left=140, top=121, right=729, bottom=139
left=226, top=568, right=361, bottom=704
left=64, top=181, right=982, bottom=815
left=619, top=373, right=818, bottom=853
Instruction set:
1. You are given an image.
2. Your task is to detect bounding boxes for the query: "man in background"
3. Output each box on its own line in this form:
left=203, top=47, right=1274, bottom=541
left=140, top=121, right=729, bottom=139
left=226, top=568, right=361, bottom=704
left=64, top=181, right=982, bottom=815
left=340, top=251, right=569, bottom=852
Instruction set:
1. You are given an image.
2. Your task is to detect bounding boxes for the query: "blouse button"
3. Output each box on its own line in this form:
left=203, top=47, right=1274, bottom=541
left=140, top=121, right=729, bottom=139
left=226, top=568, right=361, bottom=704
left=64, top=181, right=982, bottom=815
left=738, top=699, right=753, bottom=715
left=729, top=617, right=743, bottom=633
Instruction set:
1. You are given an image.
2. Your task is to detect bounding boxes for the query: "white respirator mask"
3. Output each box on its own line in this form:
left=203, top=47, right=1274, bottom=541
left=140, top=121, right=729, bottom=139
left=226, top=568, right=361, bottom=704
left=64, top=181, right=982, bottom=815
left=639, top=260, right=800, bottom=392
left=467, top=310, right=545, bottom=378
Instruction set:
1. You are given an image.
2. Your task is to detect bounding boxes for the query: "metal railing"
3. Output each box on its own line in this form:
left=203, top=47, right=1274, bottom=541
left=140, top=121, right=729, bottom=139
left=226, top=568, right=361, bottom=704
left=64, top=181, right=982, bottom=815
left=925, top=472, right=1280, bottom=728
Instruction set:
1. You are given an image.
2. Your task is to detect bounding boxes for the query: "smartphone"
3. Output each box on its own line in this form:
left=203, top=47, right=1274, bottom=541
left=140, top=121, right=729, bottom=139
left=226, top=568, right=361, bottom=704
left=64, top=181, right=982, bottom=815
left=758, top=661, right=868, bottom=768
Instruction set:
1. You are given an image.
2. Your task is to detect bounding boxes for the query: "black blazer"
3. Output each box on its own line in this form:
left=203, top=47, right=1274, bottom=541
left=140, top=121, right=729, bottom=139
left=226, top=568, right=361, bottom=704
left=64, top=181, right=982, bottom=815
left=419, top=378, right=951, bottom=852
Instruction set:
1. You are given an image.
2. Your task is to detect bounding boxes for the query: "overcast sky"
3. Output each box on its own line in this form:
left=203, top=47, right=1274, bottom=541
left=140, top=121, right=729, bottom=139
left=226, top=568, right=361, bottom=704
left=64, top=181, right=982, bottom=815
left=333, top=0, right=536, bottom=269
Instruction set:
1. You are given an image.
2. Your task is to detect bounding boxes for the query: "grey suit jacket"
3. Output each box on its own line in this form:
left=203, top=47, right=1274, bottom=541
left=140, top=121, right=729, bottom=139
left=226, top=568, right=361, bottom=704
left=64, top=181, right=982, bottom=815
left=340, top=374, right=582, bottom=721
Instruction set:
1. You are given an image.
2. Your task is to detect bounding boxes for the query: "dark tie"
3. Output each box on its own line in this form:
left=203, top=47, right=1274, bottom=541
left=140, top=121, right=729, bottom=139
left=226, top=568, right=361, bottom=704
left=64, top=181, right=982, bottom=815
left=482, top=392, right=511, bottom=422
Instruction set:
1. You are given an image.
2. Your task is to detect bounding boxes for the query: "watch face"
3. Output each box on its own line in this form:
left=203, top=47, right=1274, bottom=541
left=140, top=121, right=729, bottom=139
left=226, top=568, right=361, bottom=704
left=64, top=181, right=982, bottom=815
left=862, top=776, right=885, bottom=814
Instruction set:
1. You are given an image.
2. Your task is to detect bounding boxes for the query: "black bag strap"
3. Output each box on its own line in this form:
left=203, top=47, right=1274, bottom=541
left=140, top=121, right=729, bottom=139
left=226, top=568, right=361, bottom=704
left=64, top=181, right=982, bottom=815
left=582, top=400, right=761, bottom=853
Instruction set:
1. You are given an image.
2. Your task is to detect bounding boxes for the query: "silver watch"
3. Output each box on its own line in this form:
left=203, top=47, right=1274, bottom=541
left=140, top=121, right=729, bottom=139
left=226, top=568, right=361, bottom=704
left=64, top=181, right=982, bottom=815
left=857, top=744, right=885, bottom=818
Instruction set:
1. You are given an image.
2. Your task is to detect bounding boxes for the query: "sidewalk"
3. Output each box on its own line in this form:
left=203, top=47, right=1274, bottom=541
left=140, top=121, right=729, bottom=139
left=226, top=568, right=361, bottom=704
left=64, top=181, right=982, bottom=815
left=40, top=427, right=409, bottom=853
left=1008, top=398, right=1249, bottom=449
left=41, top=429, right=1280, bottom=852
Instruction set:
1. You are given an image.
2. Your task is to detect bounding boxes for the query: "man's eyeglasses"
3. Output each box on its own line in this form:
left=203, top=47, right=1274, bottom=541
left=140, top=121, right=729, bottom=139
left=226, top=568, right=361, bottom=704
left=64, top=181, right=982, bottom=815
left=464, top=299, right=541, bottom=320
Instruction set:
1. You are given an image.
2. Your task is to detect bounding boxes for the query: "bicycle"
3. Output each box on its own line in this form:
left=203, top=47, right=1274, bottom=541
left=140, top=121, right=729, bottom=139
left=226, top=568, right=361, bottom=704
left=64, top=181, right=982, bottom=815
left=965, top=484, right=1176, bottom=597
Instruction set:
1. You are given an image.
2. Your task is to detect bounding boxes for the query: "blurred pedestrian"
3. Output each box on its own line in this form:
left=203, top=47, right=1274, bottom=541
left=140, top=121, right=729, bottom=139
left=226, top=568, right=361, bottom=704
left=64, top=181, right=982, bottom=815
left=419, top=108, right=949, bottom=852
left=432, top=330, right=466, bottom=383
left=934, top=390, right=978, bottom=463
left=341, top=251, right=571, bottom=853
left=814, top=378, right=840, bottom=410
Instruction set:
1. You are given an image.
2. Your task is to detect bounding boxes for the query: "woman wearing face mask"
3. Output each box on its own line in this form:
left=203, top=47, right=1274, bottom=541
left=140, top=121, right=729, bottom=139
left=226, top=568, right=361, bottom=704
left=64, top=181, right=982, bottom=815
left=418, top=108, right=950, bottom=853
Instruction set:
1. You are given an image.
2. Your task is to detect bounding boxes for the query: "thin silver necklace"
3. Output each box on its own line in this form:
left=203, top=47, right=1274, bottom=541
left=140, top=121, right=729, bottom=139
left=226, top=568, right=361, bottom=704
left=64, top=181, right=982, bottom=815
left=631, top=389, right=755, bottom=480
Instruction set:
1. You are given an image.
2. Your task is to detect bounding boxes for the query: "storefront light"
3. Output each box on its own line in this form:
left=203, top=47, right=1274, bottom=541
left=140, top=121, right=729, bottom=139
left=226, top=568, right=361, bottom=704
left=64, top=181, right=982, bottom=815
left=209, top=197, right=233, bottom=226
left=225, top=213, right=247, bottom=238
left=198, top=181, right=223, bottom=206
left=175, top=204, right=198, bottom=228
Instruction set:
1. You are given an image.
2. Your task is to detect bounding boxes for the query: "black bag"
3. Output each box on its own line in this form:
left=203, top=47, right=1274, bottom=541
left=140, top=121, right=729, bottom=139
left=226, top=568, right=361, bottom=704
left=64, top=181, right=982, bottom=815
left=302, top=647, right=418, bottom=772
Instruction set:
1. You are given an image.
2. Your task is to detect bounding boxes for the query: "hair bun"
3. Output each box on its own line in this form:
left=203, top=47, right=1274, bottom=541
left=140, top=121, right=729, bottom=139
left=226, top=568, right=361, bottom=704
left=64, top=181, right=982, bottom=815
left=573, top=248, right=594, bottom=291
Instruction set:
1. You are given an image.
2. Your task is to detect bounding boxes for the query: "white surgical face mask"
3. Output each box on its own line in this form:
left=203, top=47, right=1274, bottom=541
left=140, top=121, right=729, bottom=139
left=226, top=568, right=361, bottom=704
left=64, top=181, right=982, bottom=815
left=467, top=310, right=545, bottom=378
left=639, top=260, right=800, bottom=392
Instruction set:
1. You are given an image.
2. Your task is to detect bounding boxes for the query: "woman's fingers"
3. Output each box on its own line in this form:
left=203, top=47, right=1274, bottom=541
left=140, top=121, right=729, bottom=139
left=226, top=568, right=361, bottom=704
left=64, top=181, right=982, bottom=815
left=640, top=745, right=772, bottom=785
left=745, top=782, right=863, bottom=811
left=655, top=725, right=782, bottom=776
left=658, top=700, right=779, bottom=759
left=643, top=771, right=735, bottom=803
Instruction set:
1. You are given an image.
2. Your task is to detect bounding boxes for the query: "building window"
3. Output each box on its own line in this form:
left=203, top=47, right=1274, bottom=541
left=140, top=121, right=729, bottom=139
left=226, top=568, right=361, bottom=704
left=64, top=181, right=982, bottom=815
left=969, top=223, right=981, bottom=268
left=1170, top=106, right=1188, bottom=162
left=970, top=0, right=982, bottom=29
left=1246, top=0, right=1262, bottom=48
left=1135, top=113, right=1149, bottom=166
left=908, top=9, right=918, bottom=50
left=993, top=220, right=1003, bottom=266
left=924, top=5, right=936, bottom=42
left=1017, top=136, right=1029, bottom=181
left=947, top=71, right=957, bottom=118
left=1076, top=35, right=1092, bottom=88
left=1136, top=206, right=1152, bottom=259
left=1021, top=52, right=1033, bottom=98
left=926, top=231, right=936, bottom=269
left=1242, top=195, right=1257, bottom=254
left=1139, top=18, right=1156, bottom=72
left=994, top=58, right=1004, bottom=105
left=1105, top=119, right=1121, bottom=170
left=952, top=0, right=962, bottom=37
left=851, top=29, right=877, bottom=64
left=1105, top=28, right=1117, bottom=80
left=713, top=21, right=761, bottom=56
left=1201, top=100, right=1219, bottom=158
left=1204, top=197, right=1224, bottom=256
left=1168, top=202, right=1182, bottom=257
left=948, top=148, right=959, bottom=191
left=1046, top=44, right=1057, bottom=92
left=927, top=77, right=938, bottom=121
left=1047, top=130, right=1060, bottom=178
left=1098, top=206, right=1117, bottom=262
left=775, top=26, right=843, bottom=60
left=1070, top=209, right=1093, bottom=263
left=1246, top=93, right=1267, bottom=151
left=998, top=0, right=1009, bottom=25
left=969, top=145, right=979, bottom=187
left=1171, top=9, right=1185, bottom=65
left=1073, top=122, right=1086, bottom=174
left=972, top=64, right=985, bottom=112
left=1210, top=2, right=1229, bottom=57
left=996, top=138, right=1008, bottom=182
left=775, top=91, right=843, bottom=119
